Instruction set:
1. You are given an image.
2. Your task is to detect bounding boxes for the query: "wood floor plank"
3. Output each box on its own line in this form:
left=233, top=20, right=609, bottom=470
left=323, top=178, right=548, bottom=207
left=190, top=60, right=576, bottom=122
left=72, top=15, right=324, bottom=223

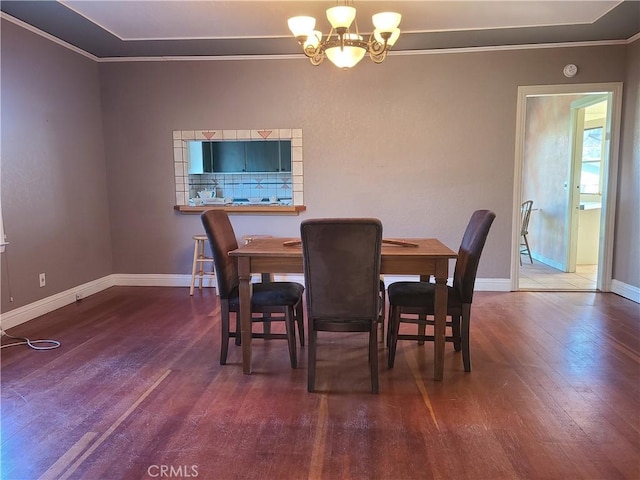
left=1, top=287, right=638, bottom=479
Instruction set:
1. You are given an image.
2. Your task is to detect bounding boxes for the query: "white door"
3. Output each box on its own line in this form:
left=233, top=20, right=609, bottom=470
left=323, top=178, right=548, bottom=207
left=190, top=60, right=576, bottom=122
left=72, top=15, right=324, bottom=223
left=567, top=96, right=609, bottom=274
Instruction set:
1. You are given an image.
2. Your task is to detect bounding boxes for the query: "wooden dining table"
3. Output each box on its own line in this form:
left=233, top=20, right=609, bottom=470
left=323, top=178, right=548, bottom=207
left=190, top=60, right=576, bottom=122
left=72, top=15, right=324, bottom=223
left=228, top=237, right=458, bottom=380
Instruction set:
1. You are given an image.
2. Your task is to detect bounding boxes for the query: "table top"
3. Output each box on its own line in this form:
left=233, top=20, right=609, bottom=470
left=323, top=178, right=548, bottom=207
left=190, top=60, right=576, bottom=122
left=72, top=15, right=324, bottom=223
left=229, top=237, right=457, bottom=259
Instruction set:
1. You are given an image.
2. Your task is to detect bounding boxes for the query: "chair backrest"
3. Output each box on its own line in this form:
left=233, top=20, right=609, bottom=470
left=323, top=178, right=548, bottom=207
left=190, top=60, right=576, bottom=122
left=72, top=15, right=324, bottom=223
left=301, top=218, right=382, bottom=322
left=521, top=200, right=533, bottom=236
left=452, top=210, right=496, bottom=304
left=201, top=210, right=239, bottom=300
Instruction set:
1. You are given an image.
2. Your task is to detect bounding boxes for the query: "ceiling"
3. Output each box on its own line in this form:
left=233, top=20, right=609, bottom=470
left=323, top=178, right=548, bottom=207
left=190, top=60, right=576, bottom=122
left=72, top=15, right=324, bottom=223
left=1, top=1, right=639, bottom=60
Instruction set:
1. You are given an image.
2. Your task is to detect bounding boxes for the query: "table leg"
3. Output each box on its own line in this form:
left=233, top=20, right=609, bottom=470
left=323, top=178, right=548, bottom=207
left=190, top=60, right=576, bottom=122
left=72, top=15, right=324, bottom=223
left=433, top=259, right=448, bottom=381
left=238, top=257, right=253, bottom=374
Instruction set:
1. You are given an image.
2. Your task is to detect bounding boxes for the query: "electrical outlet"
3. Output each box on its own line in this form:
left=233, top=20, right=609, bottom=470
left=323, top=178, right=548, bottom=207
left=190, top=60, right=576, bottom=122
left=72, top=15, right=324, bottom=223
left=75, top=292, right=82, bottom=301
left=39, top=273, right=46, bottom=288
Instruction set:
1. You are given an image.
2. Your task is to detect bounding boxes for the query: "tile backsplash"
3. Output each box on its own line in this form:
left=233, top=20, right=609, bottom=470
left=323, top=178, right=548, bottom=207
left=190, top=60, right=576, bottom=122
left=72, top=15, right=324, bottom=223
left=190, top=172, right=292, bottom=202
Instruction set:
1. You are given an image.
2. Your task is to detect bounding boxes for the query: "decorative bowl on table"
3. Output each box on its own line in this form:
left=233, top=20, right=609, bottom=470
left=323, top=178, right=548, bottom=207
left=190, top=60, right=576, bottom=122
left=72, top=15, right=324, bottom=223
left=248, top=197, right=263, bottom=204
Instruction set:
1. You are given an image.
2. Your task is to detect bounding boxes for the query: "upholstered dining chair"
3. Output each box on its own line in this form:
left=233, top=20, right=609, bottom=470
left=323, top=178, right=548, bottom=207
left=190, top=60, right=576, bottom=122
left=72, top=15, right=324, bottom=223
left=387, top=210, right=496, bottom=372
left=201, top=210, right=304, bottom=368
left=301, top=218, right=383, bottom=393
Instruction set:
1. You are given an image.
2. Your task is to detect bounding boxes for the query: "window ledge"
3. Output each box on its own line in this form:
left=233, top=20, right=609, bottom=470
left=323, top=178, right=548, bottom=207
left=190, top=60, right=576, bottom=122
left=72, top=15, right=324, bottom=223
left=174, top=205, right=306, bottom=215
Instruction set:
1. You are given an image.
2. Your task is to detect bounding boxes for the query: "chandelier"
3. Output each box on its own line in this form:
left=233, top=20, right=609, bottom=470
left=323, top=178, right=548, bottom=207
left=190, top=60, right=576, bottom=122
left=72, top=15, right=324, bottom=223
left=287, top=3, right=401, bottom=69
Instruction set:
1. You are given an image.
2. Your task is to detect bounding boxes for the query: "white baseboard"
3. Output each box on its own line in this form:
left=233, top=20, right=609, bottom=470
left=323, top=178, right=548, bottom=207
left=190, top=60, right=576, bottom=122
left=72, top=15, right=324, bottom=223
left=121, top=274, right=509, bottom=292
left=610, top=279, right=640, bottom=304
left=114, top=273, right=217, bottom=288
left=531, top=253, right=565, bottom=271
left=474, top=278, right=512, bottom=291
left=0, top=275, right=117, bottom=330
left=0, top=272, right=558, bottom=332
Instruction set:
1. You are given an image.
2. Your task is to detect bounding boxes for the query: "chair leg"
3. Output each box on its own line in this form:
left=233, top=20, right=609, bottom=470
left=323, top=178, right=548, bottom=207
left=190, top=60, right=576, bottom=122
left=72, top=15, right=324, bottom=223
left=388, top=306, right=400, bottom=368
left=189, top=239, right=200, bottom=296
left=295, top=302, right=305, bottom=346
left=523, top=234, right=533, bottom=264
left=259, top=273, right=273, bottom=337
left=234, top=314, right=242, bottom=346
left=308, top=328, right=317, bottom=392
left=417, top=315, right=426, bottom=345
left=451, top=314, right=462, bottom=351
left=370, top=322, right=379, bottom=394
left=284, top=308, right=297, bottom=369
left=461, top=304, right=472, bottom=372
left=386, top=303, right=393, bottom=349
left=262, top=315, right=272, bottom=336
left=378, top=282, right=386, bottom=344
left=220, top=303, right=230, bottom=365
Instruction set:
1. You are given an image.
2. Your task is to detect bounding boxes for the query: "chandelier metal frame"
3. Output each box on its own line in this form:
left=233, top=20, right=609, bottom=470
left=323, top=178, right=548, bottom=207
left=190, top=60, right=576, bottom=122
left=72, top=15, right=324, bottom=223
left=288, top=3, right=401, bottom=69
left=301, top=24, right=391, bottom=66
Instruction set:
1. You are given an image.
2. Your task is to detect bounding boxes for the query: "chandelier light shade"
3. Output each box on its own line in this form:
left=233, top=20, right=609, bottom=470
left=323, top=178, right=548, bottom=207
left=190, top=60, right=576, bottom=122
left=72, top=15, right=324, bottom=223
left=326, top=6, right=356, bottom=29
left=372, top=12, right=402, bottom=31
left=288, top=2, right=401, bottom=69
left=325, top=33, right=366, bottom=69
left=287, top=16, right=316, bottom=38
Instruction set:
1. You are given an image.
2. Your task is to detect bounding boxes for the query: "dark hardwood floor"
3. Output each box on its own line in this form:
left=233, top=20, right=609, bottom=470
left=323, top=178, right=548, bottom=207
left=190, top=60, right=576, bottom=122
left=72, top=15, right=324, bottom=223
left=1, top=287, right=639, bottom=479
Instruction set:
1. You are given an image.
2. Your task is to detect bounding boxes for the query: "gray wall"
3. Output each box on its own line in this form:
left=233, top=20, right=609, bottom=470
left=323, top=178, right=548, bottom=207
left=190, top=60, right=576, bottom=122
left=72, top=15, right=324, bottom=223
left=1, top=20, right=112, bottom=312
left=1, top=18, right=638, bottom=314
left=615, top=39, right=640, bottom=288
left=97, top=46, right=629, bottom=278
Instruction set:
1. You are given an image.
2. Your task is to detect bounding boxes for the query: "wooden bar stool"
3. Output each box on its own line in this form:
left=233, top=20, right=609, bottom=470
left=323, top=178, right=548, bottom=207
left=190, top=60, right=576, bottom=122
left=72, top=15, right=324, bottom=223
left=190, top=235, right=216, bottom=295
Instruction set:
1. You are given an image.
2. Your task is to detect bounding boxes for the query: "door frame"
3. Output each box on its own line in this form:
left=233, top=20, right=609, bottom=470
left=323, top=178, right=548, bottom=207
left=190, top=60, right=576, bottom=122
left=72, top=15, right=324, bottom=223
left=511, top=82, right=623, bottom=291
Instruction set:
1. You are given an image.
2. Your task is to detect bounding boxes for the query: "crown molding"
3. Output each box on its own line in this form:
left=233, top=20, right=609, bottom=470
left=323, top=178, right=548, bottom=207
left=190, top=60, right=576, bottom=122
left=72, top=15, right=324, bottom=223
left=628, top=31, right=640, bottom=43
left=4, top=11, right=637, bottom=65
left=1, top=12, right=99, bottom=62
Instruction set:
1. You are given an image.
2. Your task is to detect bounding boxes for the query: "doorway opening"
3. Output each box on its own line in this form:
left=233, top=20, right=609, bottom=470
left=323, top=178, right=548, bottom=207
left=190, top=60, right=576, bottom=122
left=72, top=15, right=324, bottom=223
left=511, top=83, right=623, bottom=292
